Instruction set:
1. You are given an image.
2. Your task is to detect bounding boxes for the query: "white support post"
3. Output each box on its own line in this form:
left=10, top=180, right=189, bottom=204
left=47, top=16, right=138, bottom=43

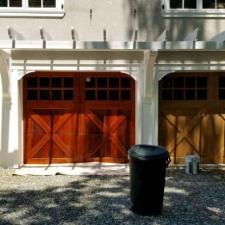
left=0, top=93, right=11, bottom=167
left=103, top=29, right=107, bottom=42
left=71, top=26, right=76, bottom=49
left=7, top=69, right=22, bottom=167
left=133, top=29, right=138, bottom=49
left=142, top=50, right=158, bottom=145
left=40, top=27, right=46, bottom=49
left=0, top=52, right=12, bottom=167
left=135, top=65, right=145, bottom=145
left=7, top=26, right=15, bottom=48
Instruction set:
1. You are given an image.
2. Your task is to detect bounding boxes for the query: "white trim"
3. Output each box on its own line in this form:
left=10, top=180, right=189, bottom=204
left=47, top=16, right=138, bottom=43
left=0, top=10, right=64, bottom=18
left=0, top=0, right=64, bottom=18
left=162, top=9, right=225, bottom=18
left=0, top=40, right=218, bottom=50
left=11, top=59, right=142, bottom=74
left=0, top=52, right=11, bottom=167
left=157, top=63, right=225, bottom=77
left=161, top=0, right=225, bottom=18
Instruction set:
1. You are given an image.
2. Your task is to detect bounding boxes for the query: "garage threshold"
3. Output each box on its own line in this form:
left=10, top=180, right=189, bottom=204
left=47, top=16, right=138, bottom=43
left=13, top=162, right=130, bottom=176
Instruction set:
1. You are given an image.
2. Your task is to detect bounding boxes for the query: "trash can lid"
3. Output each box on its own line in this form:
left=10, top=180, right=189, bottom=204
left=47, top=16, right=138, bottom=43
left=128, top=145, right=169, bottom=161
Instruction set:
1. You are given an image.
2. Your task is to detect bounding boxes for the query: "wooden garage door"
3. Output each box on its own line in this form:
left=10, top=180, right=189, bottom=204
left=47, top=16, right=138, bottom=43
left=24, top=72, right=135, bottom=164
left=159, top=73, right=225, bottom=164
left=81, top=76, right=135, bottom=163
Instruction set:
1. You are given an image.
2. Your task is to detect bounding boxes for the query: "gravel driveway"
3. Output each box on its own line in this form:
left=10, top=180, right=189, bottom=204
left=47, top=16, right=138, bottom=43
left=0, top=168, right=225, bottom=225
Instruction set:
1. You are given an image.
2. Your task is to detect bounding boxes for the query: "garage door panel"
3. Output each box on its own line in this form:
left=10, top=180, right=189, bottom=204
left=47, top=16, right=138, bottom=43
left=51, top=142, right=68, bottom=158
left=53, top=112, right=74, bottom=133
left=160, top=115, right=204, bottom=164
left=24, top=72, right=135, bottom=164
left=83, top=107, right=131, bottom=163
left=29, top=119, right=47, bottom=150
left=219, top=114, right=225, bottom=163
left=33, top=142, right=51, bottom=159
left=52, top=110, right=75, bottom=161
left=31, top=110, right=52, bottom=132
left=159, top=73, right=225, bottom=164
left=52, top=113, right=76, bottom=159
left=173, top=139, right=200, bottom=164
left=159, top=114, right=177, bottom=153
left=113, top=116, right=130, bottom=158
left=85, top=134, right=105, bottom=158
left=25, top=108, right=75, bottom=163
left=160, top=112, right=202, bottom=163
left=201, top=114, right=224, bottom=163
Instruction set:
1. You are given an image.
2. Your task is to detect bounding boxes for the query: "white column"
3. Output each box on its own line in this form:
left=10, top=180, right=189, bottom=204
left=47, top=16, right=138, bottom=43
left=6, top=69, right=22, bottom=167
left=0, top=52, right=12, bottom=167
left=134, top=65, right=144, bottom=144
left=0, top=93, right=12, bottom=167
left=142, top=51, right=158, bottom=145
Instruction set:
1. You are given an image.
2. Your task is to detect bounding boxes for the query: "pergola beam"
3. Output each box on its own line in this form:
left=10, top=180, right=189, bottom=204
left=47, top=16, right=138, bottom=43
left=0, top=40, right=220, bottom=51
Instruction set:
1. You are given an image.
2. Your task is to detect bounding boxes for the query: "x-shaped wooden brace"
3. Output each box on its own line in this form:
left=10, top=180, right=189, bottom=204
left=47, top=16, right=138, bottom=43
left=29, top=112, right=73, bottom=159
left=164, top=108, right=208, bottom=154
left=86, top=109, right=128, bottom=158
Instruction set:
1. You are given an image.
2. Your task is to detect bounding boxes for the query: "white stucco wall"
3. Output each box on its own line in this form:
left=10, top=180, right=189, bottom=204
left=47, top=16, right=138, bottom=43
left=0, top=1, right=224, bottom=42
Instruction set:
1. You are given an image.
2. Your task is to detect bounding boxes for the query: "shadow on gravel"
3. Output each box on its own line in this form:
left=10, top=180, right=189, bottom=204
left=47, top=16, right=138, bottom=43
left=0, top=170, right=225, bottom=225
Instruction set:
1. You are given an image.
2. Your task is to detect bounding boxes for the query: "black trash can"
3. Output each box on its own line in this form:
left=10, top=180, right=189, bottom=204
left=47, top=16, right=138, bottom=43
left=128, top=145, right=170, bottom=216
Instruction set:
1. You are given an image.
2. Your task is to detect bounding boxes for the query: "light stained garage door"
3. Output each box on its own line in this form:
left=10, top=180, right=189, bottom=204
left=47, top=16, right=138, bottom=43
left=24, top=72, right=135, bottom=164
left=159, top=72, right=225, bottom=164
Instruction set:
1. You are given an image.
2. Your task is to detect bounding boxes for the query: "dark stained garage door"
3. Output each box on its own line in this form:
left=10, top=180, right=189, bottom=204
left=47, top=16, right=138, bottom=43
left=159, top=72, right=225, bottom=164
left=24, top=72, right=135, bottom=164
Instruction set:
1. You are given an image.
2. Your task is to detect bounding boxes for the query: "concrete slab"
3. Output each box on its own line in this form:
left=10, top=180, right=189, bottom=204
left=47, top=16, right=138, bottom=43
left=13, top=163, right=130, bottom=176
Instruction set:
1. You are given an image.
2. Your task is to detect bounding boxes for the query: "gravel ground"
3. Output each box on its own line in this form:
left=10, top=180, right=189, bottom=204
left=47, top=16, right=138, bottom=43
left=0, top=168, right=225, bottom=225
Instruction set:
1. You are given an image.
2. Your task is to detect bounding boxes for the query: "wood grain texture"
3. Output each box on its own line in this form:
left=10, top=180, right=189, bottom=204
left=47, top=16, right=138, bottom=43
left=159, top=72, right=225, bottom=164
left=24, top=72, right=135, bottom=164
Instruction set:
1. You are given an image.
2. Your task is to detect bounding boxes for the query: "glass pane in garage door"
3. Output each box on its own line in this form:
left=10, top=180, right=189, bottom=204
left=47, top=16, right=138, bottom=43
left=85, top=76, right=132, bottom=101
left=160, top=76, right=208, bottom=101
left=26, top=76, right=74, bottom=101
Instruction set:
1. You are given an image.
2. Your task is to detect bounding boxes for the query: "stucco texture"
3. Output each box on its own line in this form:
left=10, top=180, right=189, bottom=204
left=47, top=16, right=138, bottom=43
left=0, top=0, right=224, bottom=41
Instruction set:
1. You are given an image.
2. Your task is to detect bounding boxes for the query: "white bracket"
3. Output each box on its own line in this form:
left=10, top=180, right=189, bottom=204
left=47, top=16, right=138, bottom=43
left=71, top=26, right=76, bottom=49
left=40, top=27, right=46, bottom=49
left=7, top=27, right=15, bottom=48
left=209, top=29, right=225, bottom=48
left=103, top=29, right=107, bottom=42
left=90, top=9, right=93, bottom=23
left=184, top=28, right=199, bottom=41
left=133, top=29, right=138, bottom=49
left=16, top=69, right=35, bottom=80
left=157, top=29, right=167, bottom=41
left=157, top=69, right=175, bottom=80
left=157, top=29, right=167, bottom=48
left=134, top=29, right=138, bottom=41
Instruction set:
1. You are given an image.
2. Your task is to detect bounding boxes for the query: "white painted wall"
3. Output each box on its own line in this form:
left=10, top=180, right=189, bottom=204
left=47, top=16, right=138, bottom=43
left=0, top=1, right=224, bottom=42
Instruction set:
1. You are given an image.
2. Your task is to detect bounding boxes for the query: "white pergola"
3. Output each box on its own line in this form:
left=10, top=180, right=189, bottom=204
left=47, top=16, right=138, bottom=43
left=1, top=27, right=224, bottom=50
left=1, top=27, right=225, bottom=167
